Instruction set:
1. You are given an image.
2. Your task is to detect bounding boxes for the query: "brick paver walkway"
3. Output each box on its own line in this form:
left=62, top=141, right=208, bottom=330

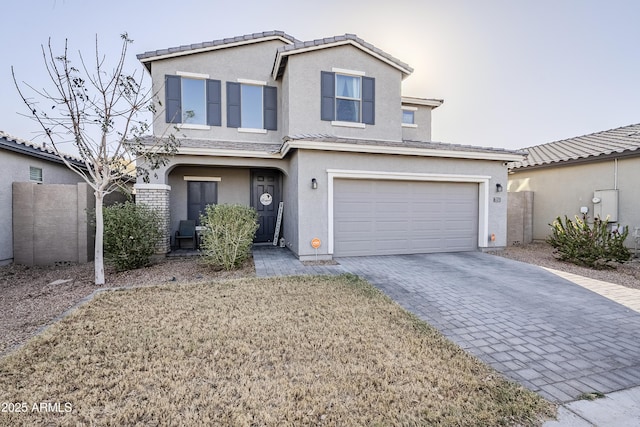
left=252, top=245, right=346, bottom=277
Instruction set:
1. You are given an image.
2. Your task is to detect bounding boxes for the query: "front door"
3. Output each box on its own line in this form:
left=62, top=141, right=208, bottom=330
left=251, top=169, right=281, bottom=243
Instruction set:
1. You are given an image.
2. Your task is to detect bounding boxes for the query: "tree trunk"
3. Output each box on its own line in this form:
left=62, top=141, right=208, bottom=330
left=94, top=192, right=105, bottom=285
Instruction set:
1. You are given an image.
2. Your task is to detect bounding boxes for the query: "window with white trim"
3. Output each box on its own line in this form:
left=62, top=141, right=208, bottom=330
left=181, top=78, right=206, bottom=124
left=402, top=110, right=415, bottom=125
left=165, top=73, right=221, bottom=127
left=321, top=70, right=375, bottom=125
left=335, top=74, right=361, bottom=122
left=241, top=84, right=264, bottom=129
left=226, top=81, right=277, bottom=131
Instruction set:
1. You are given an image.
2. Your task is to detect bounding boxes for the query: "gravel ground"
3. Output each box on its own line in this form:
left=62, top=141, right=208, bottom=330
left=1, top=243, right=639, bottom=358
left=0, top=256, right=254, bottom=357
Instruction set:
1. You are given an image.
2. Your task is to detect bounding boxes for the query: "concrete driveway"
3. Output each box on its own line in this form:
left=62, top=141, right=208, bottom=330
left=337, top=252, right=640, bottom=403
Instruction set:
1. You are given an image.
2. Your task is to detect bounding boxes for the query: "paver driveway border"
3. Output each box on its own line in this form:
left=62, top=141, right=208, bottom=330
left=336, top=252, right=640, bottom=404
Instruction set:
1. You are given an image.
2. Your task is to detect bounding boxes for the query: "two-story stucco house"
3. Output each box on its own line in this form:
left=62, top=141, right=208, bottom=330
left=135, top=31, right=523, bottom=260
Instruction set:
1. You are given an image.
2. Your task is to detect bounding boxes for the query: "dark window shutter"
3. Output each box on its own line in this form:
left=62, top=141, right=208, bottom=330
left=263, top=86, right=277, bottom=131
left=165, top=75, right=181, bottom=123
left=320, top=71, right=335, bottom=121
left=362, top=76, right=375, bottom=125
left=226, top=82, right=241, bottom=128
left=206, top=79, right=221, bottom=126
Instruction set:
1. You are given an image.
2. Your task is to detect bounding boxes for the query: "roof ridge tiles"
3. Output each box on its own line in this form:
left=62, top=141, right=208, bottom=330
left=137, top=30, right=300, bottom=60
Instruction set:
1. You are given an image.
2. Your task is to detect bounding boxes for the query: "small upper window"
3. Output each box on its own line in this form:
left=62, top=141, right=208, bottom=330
left=402, top=110, right=415, bottom=125
left=30, top=166, right=43, bottom=183
left=335, top=74, right=361, bottom=122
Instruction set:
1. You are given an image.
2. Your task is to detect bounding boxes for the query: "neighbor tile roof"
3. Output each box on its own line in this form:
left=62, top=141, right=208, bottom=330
left=273, top=34, right=413, bottom=78
left=0, top=130, right=85, bottom=166
left=511, top=123, right=640, bottom=169
left=136, top=31, right=300, bottom=62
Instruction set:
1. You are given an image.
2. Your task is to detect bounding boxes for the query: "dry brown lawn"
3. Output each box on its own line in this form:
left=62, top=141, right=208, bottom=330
left=0, top=274, right=553, bottom=426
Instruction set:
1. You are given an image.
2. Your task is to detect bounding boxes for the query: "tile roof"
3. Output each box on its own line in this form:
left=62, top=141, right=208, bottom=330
left=139, top=136, right=281, bottom=155
left=136, top=31, right=300, bottom=64
left=177, top=138, right=282, bottom=154
left=0, top=130, right=85, bottom=166
left=273, top=34, right=413, bottom=79
left=511, top=123, right=640, bottom=169
left=148, top=134, right=522, bottom=160
left=285, top=134, right=524, bottom=156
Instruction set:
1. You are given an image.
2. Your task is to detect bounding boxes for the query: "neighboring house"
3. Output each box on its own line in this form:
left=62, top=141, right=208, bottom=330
left=136, top=31, right=523, bottom=260
left=508, top=123, right=640, bottom=246
left=0, top=131, right=87, bottom=265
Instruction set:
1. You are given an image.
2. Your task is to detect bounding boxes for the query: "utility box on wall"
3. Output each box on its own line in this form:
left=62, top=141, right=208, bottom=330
left=593, top=189, right=618, bottom=222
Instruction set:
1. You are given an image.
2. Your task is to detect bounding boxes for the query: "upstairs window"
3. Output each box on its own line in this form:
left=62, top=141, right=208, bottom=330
left=226, top=81, right=277, bottom=131
left=335, top=74, right=361, bottom=122
left=241, top=84, right=264, bottom=129
left=181, top=78, right=206, bottom=124
left=165, top=73, right=221, bottom=127
left=321, top=70, right=375, bottom=125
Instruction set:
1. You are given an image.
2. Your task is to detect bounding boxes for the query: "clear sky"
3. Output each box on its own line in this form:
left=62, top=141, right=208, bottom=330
left=2, top=0, right=639, bottom=150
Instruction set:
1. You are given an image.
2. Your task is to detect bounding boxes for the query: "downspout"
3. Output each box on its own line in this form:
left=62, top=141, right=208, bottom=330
left=614, top=158, right=618, bottom=190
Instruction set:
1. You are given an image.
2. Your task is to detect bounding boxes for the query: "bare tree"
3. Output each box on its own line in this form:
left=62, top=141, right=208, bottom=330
left=12, top=33, right=178, bottom=285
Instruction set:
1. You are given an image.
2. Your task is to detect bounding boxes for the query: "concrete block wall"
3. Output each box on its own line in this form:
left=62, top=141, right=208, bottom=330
left=12, top=182, right=94, bottom=265
left=134, top=184, right=171, bottom=254
left=507, top=191, right=534, bottom=246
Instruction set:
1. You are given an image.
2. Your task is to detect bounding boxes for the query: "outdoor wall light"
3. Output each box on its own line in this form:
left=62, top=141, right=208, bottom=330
left=311, top=178, right=318, bottom=189
left=496, top=183, right=503, bottom=193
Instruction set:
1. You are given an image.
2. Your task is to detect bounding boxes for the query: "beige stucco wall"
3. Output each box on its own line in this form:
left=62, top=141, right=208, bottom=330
left=150, top=39, right=286, bottom=143
left=283, top=44, right=404, bottom=141
left=149, top=41, right=412, bottom=145
left=281, top=150, right=299, bottom=254
left=508, top=156, right=640, bottom=243
left=401, top=106, right=434, bottom=142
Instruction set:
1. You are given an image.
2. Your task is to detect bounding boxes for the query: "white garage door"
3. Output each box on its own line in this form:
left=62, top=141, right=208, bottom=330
left=333, top=179, right=479, bottom=256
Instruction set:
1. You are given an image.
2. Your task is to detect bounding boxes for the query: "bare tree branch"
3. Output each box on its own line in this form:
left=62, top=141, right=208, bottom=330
left=12, top=34, right=179, bottom=285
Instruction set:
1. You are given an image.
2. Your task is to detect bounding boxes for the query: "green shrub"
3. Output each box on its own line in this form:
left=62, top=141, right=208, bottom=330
left=103, top=202, right=163, bottom=271
left=200, top=204, right=259, bottom=270
left=547, top=215, right=630, bottom=269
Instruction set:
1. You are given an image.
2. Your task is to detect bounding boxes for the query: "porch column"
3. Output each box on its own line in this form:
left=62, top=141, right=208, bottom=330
left=134, top=184, right=171, bottom=254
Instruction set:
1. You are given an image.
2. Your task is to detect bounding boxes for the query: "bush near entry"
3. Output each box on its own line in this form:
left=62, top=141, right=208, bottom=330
left=200, top=204, right=259, bottom=270
left=547, top=215, right=630, bottom=269
left=103, top=202, right=163, bottom=271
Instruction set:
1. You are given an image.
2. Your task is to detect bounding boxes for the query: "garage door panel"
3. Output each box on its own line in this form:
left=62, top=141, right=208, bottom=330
left=334, top=179, right=478, bottom=256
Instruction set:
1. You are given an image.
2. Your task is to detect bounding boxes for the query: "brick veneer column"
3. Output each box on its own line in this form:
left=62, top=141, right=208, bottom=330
left=134, top=184, right=171, bottom=254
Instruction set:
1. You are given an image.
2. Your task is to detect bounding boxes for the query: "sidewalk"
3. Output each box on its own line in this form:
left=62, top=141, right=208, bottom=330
left=543, top=267, right=640, bottom=313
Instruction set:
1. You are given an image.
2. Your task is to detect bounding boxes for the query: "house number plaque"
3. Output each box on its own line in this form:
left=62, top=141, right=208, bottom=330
left=259, top=193, right=273, bottom=206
